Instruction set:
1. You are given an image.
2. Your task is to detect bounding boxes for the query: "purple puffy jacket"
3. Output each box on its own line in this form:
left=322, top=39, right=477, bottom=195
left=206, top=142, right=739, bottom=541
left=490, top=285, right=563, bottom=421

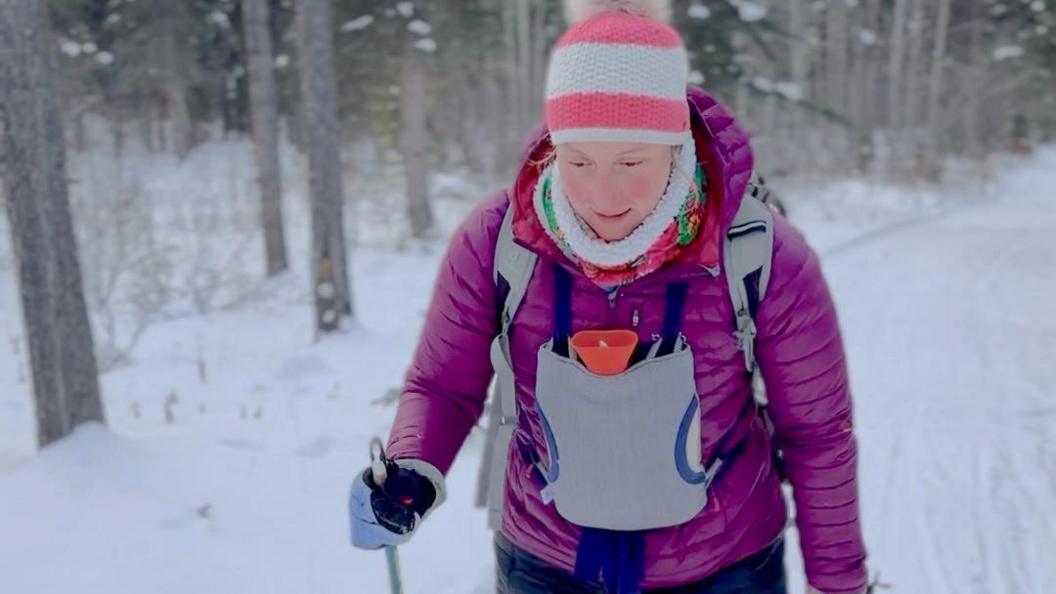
left=386, top=87, right=868, bottom=593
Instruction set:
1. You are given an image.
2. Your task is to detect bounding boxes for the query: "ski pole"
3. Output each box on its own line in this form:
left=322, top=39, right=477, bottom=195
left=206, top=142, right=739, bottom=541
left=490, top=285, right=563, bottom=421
left=383, top=545, right=403, bottom=594
left=370, top=437, right=404, bottom=594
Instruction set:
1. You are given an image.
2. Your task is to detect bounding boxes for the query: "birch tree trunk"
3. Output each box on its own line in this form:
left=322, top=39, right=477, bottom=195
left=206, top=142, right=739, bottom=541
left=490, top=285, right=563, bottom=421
left=0, top=0, right=105, bottom=447
left=242, top=0, right=288, bottom=276
left=295, top=0, right=353, bottom=332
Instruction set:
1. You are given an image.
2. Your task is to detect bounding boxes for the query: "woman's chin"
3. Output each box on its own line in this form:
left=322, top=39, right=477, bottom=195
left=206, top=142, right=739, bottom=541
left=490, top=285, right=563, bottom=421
left=592, top=224, right=634, bottom=242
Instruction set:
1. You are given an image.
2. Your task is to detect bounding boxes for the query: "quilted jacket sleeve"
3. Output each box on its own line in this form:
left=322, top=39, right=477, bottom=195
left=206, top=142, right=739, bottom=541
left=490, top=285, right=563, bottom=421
left=754, top=216, right=869, bottom=594
left=384, top=195, right=506, bottom=475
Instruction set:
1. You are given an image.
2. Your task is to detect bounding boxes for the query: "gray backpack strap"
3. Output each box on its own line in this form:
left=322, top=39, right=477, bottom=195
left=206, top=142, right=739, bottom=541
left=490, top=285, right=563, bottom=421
left=493, top=199, right=538, bottom=336
left=480, top=197, right=537, bottom=530
left=724, top=191, right=775, bottom=375
left=729, top=183, right=788, bottom=479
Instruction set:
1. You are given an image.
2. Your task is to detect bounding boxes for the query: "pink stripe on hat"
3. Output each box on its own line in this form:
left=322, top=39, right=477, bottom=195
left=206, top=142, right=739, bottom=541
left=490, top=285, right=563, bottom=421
left=547, top=93, right=688, bottom=133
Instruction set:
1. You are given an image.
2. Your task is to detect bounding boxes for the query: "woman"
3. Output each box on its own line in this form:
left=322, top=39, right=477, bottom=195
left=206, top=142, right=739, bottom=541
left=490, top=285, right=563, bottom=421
left=351, top=2, right=868, bottom=593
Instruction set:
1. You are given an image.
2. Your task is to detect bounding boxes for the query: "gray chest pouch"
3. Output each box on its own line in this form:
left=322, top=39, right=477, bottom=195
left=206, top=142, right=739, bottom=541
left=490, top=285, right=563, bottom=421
left=530, top=265, right=724, bottom=531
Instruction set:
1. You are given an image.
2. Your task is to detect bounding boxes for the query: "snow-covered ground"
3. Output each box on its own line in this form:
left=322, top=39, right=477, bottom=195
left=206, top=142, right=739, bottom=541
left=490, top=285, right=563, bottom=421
left=1, top=143, right=1053, bottom=594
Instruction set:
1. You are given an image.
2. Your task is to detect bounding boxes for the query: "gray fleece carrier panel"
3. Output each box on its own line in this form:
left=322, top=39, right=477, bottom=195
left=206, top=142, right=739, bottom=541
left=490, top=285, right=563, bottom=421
left=482, top=188, right=775, bottom=531
left=533, top=336, right=718, bottom=530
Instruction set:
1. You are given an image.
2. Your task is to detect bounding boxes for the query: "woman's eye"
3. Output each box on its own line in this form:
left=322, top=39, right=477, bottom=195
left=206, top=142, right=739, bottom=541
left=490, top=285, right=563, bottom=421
left=622, top=161, right=643, bottom=168
left=569, top=161, right=589, bottom=168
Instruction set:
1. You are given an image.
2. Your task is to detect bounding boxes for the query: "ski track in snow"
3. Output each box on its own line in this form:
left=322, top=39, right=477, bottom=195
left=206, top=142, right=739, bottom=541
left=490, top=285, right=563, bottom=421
left=827, top=151, right=1056, bottom=594
left=1, top=146, right=1054, bottom=593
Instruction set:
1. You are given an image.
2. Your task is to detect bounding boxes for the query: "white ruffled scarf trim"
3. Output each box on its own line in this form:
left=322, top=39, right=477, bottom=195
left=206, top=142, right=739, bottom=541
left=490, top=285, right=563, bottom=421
left=533, top=136, right=698, bottom=269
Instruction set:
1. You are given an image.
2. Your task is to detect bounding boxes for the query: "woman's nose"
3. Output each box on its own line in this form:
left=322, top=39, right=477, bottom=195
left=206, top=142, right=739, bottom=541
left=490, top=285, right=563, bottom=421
left=588, top=178, right=625, bottom=213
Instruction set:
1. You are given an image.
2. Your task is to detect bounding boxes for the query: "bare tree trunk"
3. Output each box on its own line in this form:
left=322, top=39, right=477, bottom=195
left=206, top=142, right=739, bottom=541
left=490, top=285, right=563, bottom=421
left=732, top=30, right=751, bottom=127
left=923, top=0, right=951, bottom=173
left=503, top=0, right=518, bottom=135
left=400, top=43, right=433, bottom=238
left=295, top=0, right=353, bottom=332
left=428, top=50, right=458, bottom=172
left=112, top=120, right=125, bottom=159
left=475, top=399, right=501, bottom=508
left=788, top=0, right=809, bottom=93
left=164, top=92, right=190, bottom=160
left=0, top=0, right=105, bottom=447
left=530, top=0, right=548, bottom=127
left=902, top=0, right=926, bottom=138
left=138, top=112, right=155, bottom=152
left=844, top=5, right=864, bottom=127
left=482, top=53, right=508, bottom=175
left=515, top=0, right=531, bottom=135
left=887, top=0, right=911, bottom=133
left=72, top=106, right=87, bottom=152
left=453, top=64, right=487, bottom=173
left=222, top=72, right=241, bottom=138
left=854, top=0, right=883, bottom=172
left=820, top=0, right=851, bottom=172
left=159, top=0, right=193, bottom=159
left=284, top=94, right=307, bottom=155
left=963, top=6, right=984, bottom=158
left=156, top=98, right=168, bottom=151
left=824, top=0, right=848, bottom=117
left=242, top=0, right=289, bottom=276
left=498, top=0, right=527, bottom=169
left=787, top=0, right=810, bottom=170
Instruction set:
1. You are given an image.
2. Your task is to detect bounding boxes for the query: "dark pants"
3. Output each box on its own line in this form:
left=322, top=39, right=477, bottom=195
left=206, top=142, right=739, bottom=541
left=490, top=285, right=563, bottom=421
left=495, top=531, right=787, bottom=594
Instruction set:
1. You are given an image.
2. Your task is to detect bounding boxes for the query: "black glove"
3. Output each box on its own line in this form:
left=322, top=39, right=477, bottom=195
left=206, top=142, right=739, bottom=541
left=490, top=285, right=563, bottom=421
left=361, top=461, right=438, bottom=535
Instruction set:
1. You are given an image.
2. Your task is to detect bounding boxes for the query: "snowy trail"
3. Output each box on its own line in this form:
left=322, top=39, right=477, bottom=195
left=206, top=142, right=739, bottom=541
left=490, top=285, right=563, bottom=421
left=819, top=149, right=1056, bottom=593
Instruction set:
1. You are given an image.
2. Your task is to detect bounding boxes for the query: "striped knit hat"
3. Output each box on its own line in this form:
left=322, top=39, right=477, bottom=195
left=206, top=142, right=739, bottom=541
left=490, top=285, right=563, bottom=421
left=546, top=0, right=689, bottom=145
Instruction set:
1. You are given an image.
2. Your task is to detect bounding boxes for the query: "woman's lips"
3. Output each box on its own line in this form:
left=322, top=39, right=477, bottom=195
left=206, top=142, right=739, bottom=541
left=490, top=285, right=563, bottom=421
left=595, top=209, right=631, bottom=220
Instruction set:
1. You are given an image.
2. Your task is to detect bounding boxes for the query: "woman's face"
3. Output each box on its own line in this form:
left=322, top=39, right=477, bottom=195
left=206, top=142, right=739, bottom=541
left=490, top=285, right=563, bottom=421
left=555, top=142, right=674, bottom=241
